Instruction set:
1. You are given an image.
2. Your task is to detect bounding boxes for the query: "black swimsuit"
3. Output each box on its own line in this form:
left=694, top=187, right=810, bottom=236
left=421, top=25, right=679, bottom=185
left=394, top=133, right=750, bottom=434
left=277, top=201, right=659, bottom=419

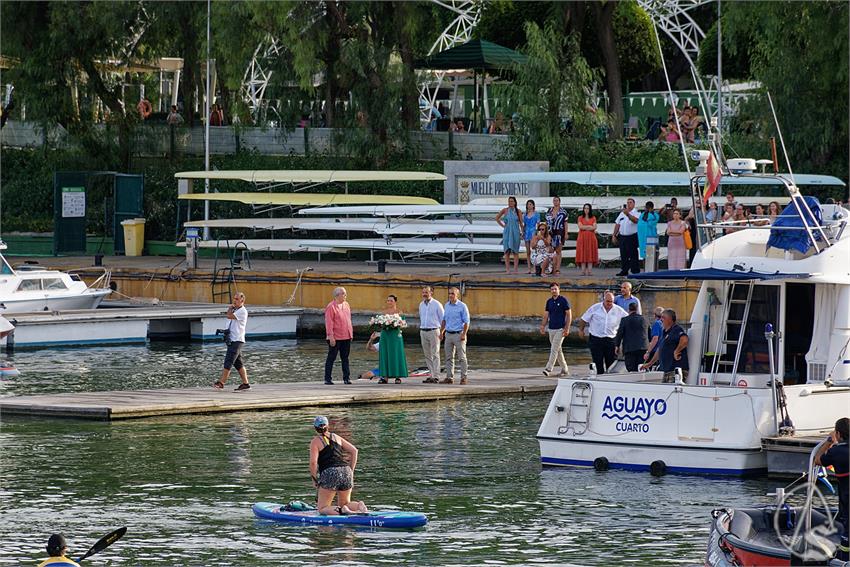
left=317, top=434, right=353, bottom=491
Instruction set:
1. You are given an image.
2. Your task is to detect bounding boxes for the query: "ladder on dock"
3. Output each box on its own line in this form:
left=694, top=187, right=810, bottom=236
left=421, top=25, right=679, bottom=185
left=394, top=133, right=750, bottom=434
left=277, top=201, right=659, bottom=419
left=709, top=280, right=755, bottom=383
left=211, top=240, right=252, bottom=303
left=558, top=382, right=592, bottom=436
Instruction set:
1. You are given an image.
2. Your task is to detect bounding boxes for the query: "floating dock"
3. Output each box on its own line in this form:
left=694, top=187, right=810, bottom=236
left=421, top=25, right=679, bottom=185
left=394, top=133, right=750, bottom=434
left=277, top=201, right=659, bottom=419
left=1, top=302, right=301, bottom=349
left=0, top=368, right=553, bottom=420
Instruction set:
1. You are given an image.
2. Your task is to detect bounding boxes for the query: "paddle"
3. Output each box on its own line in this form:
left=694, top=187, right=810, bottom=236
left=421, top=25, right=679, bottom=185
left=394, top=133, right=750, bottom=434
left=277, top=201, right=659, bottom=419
left=77, top=527, right=127, bottom=562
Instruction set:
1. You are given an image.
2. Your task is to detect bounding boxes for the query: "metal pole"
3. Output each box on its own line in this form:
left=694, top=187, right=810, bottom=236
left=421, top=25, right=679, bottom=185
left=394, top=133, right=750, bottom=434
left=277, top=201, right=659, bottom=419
left=203, top=0, right=211, bottom=240
left=765, top=323, right=779, bottom=434
left=716, top=0, right=722, bottom=134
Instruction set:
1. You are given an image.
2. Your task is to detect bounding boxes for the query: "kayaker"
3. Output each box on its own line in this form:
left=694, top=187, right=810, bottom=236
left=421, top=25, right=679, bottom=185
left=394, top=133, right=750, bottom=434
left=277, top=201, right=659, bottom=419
left=815, top=417, right=849, bottom=561
left=37, top=534, right=80, bottom=567
left=309, top=416, right=368, bottom=515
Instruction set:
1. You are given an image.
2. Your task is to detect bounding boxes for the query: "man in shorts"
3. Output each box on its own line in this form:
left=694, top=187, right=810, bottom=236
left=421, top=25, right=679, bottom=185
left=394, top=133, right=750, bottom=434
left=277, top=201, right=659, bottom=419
left=213, top=292, right=250, bottom=391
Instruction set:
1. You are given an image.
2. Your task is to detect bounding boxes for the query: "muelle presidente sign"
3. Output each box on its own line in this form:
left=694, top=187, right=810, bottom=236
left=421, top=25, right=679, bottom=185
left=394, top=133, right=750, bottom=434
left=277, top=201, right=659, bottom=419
left=456, top=176, right=533, bottom=202
left=443, top=161, right=549, bottom=204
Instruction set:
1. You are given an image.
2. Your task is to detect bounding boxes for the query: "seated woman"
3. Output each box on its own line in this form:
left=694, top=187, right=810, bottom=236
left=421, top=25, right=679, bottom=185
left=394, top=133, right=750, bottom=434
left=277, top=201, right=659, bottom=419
left=663, top=120, right=681, bottom=143
left=309, top=416, right=368, bottom=515
left=358, top=332, right=381, bottom=380
left=530, top=222, right=554, bottom=276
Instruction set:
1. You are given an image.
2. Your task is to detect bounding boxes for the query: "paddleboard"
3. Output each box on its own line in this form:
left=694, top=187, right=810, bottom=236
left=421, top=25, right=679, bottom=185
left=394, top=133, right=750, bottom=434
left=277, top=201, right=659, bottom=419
left=252, top=502, right=427, bottom=529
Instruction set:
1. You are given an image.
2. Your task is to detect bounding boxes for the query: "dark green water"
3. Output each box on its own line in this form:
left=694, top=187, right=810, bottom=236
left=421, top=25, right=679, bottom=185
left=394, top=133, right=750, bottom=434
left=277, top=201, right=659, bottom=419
left=0, top=340, right=781, bottom=565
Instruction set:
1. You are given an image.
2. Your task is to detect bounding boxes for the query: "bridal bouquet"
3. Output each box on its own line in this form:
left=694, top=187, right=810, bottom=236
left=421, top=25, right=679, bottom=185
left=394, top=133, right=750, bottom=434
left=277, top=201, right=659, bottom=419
left=370, top=313, right=408, bottom=332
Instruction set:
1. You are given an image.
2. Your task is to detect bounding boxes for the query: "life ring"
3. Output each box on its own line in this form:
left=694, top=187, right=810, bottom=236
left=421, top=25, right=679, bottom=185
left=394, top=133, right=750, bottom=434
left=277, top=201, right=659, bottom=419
left=737, top=379, right=748, bottom=388
left=137, top=99, right=152, bottom=119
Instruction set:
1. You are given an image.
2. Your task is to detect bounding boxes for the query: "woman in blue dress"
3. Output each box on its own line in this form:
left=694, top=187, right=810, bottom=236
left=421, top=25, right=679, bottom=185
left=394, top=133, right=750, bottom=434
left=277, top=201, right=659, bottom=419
left=637, top=201, right=660, bottom=263
left=522, top=199, right=540, bottom=274
left=496, top=196, right=524, bottom=273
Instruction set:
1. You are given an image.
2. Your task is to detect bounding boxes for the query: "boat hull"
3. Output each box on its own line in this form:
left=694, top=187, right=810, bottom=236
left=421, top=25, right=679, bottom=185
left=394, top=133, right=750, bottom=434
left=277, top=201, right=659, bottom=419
left=539, top=437, right=766, bottom=476
left=0, top=289, right=110, bottom=313
left=537, top=375, right=850, bottom=476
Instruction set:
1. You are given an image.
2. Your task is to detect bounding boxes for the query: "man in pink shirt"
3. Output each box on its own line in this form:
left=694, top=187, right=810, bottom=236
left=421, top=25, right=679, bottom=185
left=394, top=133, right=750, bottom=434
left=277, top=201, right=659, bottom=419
left=324, top=286, right=354, bottom=385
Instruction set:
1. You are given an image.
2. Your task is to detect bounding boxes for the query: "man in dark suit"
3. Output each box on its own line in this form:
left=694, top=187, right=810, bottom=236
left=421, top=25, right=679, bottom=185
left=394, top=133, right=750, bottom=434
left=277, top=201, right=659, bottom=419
left=614, top=302, right=648, bottom=371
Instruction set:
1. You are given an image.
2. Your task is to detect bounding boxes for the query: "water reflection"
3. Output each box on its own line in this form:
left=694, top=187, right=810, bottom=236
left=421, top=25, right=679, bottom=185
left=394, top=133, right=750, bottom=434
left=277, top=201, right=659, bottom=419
left=0, top=345, right=784, bottom=565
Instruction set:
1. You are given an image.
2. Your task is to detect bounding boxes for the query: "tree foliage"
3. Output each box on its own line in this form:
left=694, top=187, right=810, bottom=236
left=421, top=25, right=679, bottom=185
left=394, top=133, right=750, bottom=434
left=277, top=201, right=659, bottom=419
left=506, top=22, right=603, bottom=164
left=723, top=1, right=848, bottom=176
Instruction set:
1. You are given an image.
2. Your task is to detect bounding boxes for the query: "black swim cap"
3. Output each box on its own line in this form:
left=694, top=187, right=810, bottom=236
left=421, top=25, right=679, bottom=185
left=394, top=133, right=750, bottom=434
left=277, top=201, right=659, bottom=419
left=47, top=534, right=67, bottom=556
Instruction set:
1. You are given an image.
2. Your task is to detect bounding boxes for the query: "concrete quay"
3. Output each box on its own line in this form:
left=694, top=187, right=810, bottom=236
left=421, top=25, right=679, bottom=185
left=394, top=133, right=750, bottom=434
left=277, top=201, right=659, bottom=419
left=13, top=256, right=700, bottom=339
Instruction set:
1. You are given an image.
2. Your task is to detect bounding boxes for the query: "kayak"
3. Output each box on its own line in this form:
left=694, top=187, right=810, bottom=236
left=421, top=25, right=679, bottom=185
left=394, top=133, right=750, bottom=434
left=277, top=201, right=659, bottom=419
left=252, top=502, right=428, bottom=529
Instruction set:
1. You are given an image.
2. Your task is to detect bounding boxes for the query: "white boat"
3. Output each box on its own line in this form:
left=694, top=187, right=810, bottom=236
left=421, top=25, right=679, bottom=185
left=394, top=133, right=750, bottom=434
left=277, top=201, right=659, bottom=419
left=0, top=243, right=112, bottom=313
left=537, top=172, right=850, bottom=476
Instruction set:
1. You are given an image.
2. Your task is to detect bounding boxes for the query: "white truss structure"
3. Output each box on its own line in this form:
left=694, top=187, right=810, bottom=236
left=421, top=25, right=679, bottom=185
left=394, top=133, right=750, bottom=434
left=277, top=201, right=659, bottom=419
left=241, top=35, right=284, bottom=120
left=240, top=2, right=481, bottom=125
left=417, top=0, right=482, bottom=123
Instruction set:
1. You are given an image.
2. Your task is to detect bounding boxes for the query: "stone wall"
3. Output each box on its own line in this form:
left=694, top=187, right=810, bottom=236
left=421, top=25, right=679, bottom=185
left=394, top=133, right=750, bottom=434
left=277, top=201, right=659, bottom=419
left=1, top=121, right=508, bottom=161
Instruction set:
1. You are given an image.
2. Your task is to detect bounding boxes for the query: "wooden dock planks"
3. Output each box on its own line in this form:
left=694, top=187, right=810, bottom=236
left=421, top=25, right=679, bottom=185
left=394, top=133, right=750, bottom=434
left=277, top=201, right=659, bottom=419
left=0, top=368, right=555, bottom=421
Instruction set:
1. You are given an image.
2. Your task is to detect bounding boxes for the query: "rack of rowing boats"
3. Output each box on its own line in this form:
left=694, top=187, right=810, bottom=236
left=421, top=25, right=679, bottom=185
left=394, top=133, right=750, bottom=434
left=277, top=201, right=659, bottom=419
left=175, top=169, right=844, bottom=264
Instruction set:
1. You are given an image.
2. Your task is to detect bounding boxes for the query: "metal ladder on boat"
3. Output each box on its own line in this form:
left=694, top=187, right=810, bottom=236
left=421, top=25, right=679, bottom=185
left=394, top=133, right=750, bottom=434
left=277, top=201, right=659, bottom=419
left=210, top=241, right=252, bottom=303
left=709, top=280, right=755, bottom=383
left=558, top=382, right=592, bottom=436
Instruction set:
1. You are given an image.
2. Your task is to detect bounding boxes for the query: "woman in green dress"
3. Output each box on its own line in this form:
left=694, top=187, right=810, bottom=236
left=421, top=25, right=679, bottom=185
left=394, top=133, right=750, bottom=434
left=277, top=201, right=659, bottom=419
left=378, top=295, right=408, bottom=383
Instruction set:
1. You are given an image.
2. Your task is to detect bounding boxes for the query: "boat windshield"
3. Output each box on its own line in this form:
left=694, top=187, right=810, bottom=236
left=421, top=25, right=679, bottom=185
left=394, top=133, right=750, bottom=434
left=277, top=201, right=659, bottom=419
left=0, top=256, right=13, bottom=275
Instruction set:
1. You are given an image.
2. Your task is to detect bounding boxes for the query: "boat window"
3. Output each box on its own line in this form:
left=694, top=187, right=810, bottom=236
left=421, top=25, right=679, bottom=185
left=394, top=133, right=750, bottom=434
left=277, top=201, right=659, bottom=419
left=41, top=278, right=68, bottom=291
left=16, top=279, right=41, bottom=292
left=0, top=258, right=13, bottom=275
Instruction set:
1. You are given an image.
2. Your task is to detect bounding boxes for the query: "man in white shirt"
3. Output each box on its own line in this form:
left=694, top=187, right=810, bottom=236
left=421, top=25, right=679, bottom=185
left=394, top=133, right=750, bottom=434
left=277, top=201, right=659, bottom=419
left=214, top=292, right=250, bottom=391
left=612, top=197, right=640, bottom=276
left=419, top=286, right=444, bottom=384
left=578, top=291, right=628, bottom=374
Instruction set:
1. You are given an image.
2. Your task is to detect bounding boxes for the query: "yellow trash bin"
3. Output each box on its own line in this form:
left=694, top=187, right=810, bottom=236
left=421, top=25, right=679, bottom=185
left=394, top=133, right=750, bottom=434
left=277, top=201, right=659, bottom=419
left=121, top=218, right=146, bottom=256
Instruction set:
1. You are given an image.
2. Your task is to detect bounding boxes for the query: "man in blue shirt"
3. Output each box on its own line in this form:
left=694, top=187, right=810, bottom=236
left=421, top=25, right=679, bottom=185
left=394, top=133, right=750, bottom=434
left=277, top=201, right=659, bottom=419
left=815, top=417, right=849, bottom=561
left=640, top=308, right=688, bottom=382
left=440, top=287, right=470, bottom=385
left=540, top=282, right=571, bottom=376
left=614, top=281, right=641, bottom=314
left=644, top=306, right=665, bottom=363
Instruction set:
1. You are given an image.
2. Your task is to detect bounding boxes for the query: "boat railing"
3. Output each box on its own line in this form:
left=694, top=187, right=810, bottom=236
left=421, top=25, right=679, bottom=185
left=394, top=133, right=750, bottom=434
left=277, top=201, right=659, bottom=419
left=690, top=173, right=844, bottom=253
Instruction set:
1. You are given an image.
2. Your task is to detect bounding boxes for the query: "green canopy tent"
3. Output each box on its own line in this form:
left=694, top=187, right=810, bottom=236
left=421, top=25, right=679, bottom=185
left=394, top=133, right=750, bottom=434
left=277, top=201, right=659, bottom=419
left=415, top=39, right=527, bottom=133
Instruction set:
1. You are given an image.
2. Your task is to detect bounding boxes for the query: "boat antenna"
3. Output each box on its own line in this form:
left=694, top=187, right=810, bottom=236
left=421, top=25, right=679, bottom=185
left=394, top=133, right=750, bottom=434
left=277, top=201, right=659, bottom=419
left=765, top=90, right=796, bottom=186
left=651, top=21, right=692, bottom=178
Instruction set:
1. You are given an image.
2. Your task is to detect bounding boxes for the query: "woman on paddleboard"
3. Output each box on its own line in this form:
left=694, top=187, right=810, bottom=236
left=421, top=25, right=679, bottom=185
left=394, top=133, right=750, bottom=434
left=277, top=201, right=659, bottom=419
left=309, top=416, right=368, bottom=515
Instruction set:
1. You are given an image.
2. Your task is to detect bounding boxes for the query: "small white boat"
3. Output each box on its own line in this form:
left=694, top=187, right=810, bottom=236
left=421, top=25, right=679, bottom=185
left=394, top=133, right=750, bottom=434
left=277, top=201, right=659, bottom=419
left=0, top=243, right=111, bottom=313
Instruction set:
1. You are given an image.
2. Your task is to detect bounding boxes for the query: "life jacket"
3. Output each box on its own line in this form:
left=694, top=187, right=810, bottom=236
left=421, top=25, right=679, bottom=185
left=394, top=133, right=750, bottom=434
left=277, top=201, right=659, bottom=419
left=37, top=556, right=80, bottom=567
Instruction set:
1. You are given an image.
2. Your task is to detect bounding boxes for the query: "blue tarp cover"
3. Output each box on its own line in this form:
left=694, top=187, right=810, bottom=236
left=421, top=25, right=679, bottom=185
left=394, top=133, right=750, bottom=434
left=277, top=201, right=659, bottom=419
left=637, top=268, right=809, bottom=281
left=767, top=196, right=823, bottom=254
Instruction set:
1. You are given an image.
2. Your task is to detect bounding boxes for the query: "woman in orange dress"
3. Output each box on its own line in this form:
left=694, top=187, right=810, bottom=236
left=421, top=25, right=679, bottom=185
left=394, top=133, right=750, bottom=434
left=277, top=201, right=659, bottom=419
left=575, top=203, right=598, bottom=276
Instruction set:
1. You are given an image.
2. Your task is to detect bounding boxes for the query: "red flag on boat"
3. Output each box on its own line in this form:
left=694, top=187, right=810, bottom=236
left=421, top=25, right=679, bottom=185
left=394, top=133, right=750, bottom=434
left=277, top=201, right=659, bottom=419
left=703, top=152, right=722, bottom=203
